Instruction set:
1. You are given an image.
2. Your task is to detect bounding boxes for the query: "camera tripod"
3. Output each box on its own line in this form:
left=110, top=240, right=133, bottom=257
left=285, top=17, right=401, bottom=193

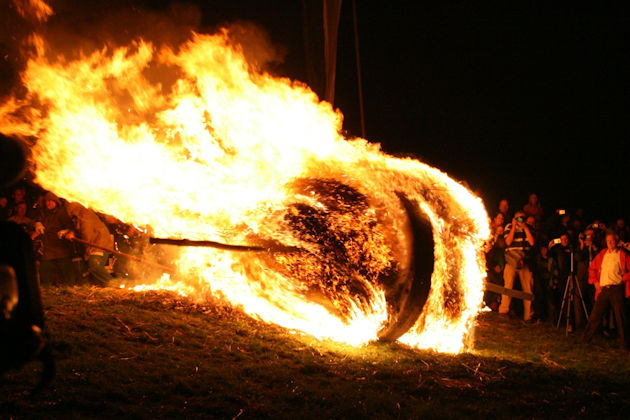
left=556, top=250, right=589, bottom=335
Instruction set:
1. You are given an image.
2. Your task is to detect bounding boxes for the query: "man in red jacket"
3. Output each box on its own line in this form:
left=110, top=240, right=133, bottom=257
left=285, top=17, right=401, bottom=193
left=581, top=231, right=630, bottom=349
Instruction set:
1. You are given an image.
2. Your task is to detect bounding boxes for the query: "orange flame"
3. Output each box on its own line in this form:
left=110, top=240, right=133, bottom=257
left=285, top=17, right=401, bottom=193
left=11, top=0, right=53, bottom=23
left=0, top=28, right=490, bottom=352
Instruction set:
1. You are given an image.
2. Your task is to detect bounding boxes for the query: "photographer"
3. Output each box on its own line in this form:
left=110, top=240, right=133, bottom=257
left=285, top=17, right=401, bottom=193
left=575, top=229, right=599, bottom=316
left=548, top=234, right=572, bottom=324
left=499, top=211, right=536, bottom=321
left=586, top=221, right=607, bottom=249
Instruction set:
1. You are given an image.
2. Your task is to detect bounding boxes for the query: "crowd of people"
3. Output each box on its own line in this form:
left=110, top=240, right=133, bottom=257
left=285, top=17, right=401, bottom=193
left=485, top=193, right=630, bottom=350
left=0, top=182, right=149, bottom=288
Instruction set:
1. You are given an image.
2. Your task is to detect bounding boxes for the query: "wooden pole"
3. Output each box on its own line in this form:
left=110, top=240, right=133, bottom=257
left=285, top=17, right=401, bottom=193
left=148, top=237, right=303, bottom=254
left=485, top=281, right=534, bottom=301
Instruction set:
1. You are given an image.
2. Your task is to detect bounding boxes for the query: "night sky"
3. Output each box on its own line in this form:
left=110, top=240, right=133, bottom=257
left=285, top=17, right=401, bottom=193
left=2, top=1, right=629, bottom=223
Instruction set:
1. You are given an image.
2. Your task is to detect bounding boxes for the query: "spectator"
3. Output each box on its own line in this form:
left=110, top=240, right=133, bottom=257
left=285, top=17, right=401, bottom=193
left=491, top=213, right=505, bottom=231
left=525, top=215, right=537, bottom=237
left=8, top=184, right=31, bottom=218
left=613, top=218, right=629, bottom=243
left=7, top=202, right=34, bottom=236
left=64, top=202, right=115, bottom=287
left=32, top=192, right=77, bottom=286
left=499, top=211, right=536, bottom=321
left=581, top=231, right=630, bottom=350
left=574, top=207, right=586, bottom=228
left=523, top=193, right=544, bottom=222
left=575, top=228, right=600, bottom=322
left=484, top=215, right=506, bottom=311
left=555, top=213, right=572, bottom=238
left=498, top=199, right=511, bottom=225
left=532, top=245, right=552, bottom=321
left=586, top=220, right=607, bottom=249
left=548, top=234, right=572, bottom=326
left=0, top=195, right=9, bottom=220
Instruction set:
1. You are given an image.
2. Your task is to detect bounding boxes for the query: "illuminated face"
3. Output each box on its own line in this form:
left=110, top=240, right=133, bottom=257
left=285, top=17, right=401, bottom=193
left=560, top=235, right=569, bottom=247
left=13, top=188, right=26, bottom=202
left=606, top=234, right=617, bottom=250
left=45, top=199, right=57, bottom=210
left=499, top=200, right=509, bottom=214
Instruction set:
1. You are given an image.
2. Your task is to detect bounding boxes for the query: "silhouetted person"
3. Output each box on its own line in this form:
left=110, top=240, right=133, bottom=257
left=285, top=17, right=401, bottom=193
left=1, top=133, right=54, bottom=390
left=548, top=234, right=572, bottom=325
left=523, top=193, right=543, bottom=223
left=497, top=199, right=510, bottom=226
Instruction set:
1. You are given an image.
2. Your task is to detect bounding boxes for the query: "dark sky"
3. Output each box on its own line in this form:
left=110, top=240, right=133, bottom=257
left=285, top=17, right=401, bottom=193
left=218, top=2, right=630, bottom=223
left=334, top=3, right=630, bottom=223
left=2, top=1, right=629, bottom=223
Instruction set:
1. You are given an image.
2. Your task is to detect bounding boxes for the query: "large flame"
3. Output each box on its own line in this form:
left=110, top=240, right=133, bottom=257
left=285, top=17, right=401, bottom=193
left=0, top=26, right=489, bottom=352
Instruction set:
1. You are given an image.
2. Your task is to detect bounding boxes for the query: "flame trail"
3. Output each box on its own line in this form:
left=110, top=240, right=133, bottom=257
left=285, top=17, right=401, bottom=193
left=0, top=26, right=489, bottom=352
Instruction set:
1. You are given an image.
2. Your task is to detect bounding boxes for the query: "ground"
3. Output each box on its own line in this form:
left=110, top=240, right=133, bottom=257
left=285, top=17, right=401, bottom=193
left=1, top=287, right=629, bottom=419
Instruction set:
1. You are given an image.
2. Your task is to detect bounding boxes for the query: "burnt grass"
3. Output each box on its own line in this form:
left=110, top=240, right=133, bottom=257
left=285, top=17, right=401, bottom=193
left=2, top=287, right=630, bottom=419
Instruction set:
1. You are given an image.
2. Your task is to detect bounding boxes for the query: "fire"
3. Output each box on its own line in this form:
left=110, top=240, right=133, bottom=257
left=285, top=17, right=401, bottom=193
left=11, top=0, right=53, bottom=23
left=0, top=23, right=490, bottom=352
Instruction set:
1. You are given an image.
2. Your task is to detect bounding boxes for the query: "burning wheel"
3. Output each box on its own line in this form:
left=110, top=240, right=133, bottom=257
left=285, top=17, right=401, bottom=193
left=254, top=178, right=434, bottom=342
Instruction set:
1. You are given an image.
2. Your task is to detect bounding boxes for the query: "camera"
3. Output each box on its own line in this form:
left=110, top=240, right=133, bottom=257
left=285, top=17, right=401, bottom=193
left=516, top=216, right=525, bottom=223
left=549, top=238, right=562, bottom=247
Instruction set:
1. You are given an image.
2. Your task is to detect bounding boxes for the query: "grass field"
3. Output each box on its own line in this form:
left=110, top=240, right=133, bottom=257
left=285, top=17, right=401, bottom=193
left=2, top=286, right=629, bottom=419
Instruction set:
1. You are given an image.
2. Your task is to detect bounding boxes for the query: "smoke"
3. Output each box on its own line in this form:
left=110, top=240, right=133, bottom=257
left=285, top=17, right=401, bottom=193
left=221, top=21, right=286, bottom=72
left=0, top=1, right=286, bottom=98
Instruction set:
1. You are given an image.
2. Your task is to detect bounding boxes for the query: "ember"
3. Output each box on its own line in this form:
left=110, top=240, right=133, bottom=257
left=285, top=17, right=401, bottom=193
left=0, top=2, right=489, bottom=353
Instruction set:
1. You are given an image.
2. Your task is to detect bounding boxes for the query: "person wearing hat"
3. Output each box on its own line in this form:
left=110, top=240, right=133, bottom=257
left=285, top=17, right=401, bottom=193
left=32, top=192, right=77, bottom=286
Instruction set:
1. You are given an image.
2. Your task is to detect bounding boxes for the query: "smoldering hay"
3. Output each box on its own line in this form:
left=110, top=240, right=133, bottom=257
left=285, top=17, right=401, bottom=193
left=0, top=8, right=490, bottom=353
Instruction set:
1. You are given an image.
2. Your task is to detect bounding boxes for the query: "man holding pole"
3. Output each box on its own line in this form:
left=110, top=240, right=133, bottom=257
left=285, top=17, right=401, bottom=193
left=62, top=202, right=114, bottom=287
left=34, top=192, right=77, bottom=286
